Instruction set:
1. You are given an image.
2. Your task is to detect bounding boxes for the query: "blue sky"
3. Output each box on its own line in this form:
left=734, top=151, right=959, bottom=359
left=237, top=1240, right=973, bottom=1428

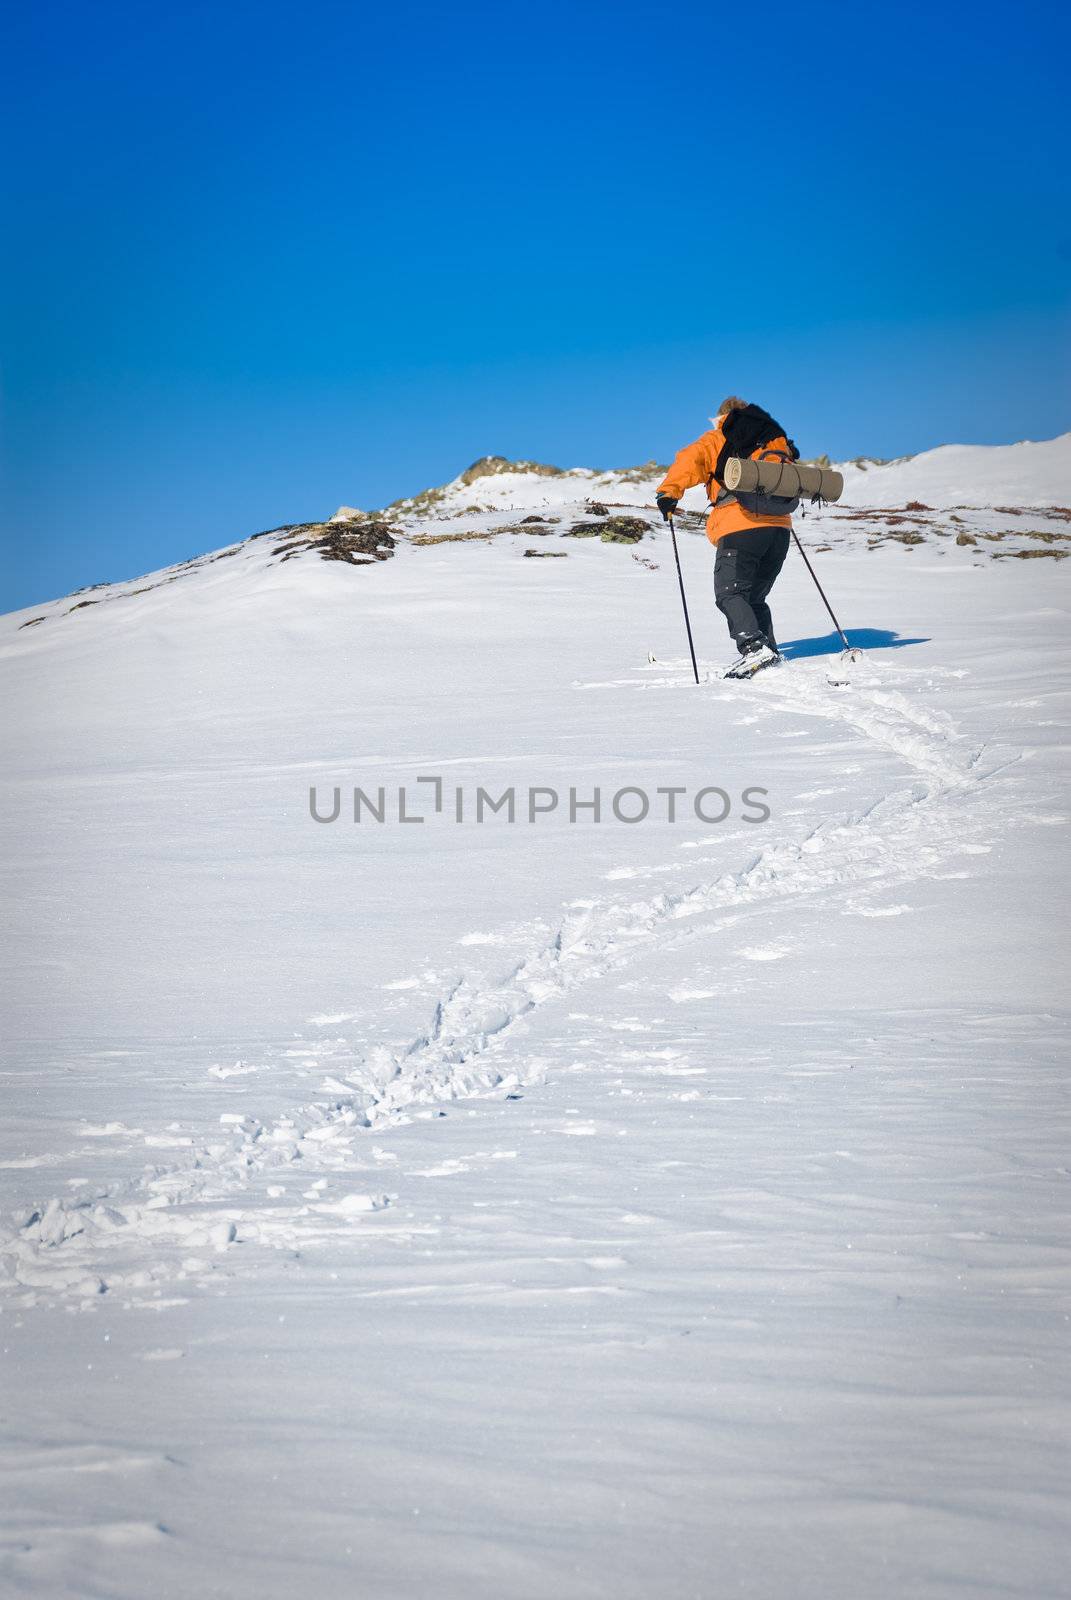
left=2, top=0, right=1068, bottom=609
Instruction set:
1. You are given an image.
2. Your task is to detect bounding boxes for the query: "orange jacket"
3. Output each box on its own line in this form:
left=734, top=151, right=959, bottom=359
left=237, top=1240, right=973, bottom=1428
left=658, top=424, right=795, bottom=545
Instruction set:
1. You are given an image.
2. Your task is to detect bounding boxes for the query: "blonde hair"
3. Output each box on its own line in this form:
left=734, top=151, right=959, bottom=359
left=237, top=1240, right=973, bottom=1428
left=710, top=396, right=742, bottom=428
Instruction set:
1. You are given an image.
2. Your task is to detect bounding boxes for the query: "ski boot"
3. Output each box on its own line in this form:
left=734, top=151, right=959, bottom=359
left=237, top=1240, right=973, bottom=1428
left=723, top=640, right=781, bottom=680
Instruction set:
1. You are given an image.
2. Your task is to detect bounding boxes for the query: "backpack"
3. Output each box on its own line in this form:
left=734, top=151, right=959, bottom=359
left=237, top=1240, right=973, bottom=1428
left=712, top=403, right=802, bottom=519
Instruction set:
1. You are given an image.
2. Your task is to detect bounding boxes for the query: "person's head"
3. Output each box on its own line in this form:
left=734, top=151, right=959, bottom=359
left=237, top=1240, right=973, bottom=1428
left=712, top=395, right=748, bottom=427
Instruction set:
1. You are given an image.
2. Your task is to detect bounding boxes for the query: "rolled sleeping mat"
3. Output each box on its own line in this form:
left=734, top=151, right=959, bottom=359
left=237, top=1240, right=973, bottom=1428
left=724, top=456, right=844, bottom=503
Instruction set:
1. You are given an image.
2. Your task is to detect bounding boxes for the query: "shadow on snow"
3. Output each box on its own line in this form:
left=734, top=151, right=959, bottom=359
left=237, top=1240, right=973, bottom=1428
left=780, top=628, right=930, bottom=661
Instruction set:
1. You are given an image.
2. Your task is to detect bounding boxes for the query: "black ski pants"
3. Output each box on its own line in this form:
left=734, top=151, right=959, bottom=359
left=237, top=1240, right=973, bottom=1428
left=713, top=526, right=791, bottom=651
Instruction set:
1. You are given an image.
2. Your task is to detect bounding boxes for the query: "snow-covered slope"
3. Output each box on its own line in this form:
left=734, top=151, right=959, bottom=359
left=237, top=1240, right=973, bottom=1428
left=834, top=431, right=1071, bottom=507
left=2, top=436, right=1069, bottom=1600
left=7, top=434, right=1070, bottom=649
left=366, top=431, right=1071, bottom=518
left=365, top=431, right=1069, bottom=565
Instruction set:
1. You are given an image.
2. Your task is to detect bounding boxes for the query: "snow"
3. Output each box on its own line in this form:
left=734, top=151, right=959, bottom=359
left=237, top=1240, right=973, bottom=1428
left=835, top=433, right=1071, bottom=509
left=1, top=437, right=1069, bottom=1598
left=343, top=431, right=1071, bottom=520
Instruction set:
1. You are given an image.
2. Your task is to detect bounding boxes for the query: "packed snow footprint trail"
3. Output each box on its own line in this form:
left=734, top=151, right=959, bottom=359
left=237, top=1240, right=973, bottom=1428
left=1, top=662, right=1009, bottom=1304
left=606, top=656, right=983, bottom=789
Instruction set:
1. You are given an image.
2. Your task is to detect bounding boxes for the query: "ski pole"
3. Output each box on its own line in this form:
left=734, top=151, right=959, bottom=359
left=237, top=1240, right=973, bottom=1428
left=668, top=514, right=700, bottom=684
left=790, top=528, right=859, bottom=659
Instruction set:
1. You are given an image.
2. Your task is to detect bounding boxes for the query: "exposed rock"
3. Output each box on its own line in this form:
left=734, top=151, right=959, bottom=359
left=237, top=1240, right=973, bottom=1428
left=601, top=518, right=650, bottom=543
left=994, top=547, right=1067, bottom=559
left=459, top=455, right=563, bottom=487
left=272, top=519, right=398, bottom=564
left=409, top=529, right=495, bottom=546
left=565, top=515, right=649, bottom=544
left=838, top=511, right=930, bottom=526
left=314, top=522, right=398, bottom=563
left=671, top=510, right=708, bottom=532
left=493, top=516, right=561, bottom=536
left=523, top=548, right=568, bottom=558
left=612, top=460, right=667, bottom=483
left=382, top=458, right=655, bottom=519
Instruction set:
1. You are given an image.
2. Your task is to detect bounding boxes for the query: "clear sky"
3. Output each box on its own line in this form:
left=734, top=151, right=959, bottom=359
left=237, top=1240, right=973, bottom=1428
left=2, top=0, right=1068, bottom=609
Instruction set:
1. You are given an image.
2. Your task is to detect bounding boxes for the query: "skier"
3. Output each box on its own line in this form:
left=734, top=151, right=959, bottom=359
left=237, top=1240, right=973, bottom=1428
left=656, top=397, right=801, bottom=678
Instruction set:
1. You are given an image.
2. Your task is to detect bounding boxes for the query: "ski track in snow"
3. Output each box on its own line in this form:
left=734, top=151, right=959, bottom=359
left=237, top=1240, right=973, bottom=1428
left=0, top=660, right=1016, bottom=1306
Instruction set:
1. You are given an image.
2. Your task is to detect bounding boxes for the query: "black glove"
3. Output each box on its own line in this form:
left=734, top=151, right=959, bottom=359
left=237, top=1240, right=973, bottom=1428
left=656, top=494, right=678, bottom=522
